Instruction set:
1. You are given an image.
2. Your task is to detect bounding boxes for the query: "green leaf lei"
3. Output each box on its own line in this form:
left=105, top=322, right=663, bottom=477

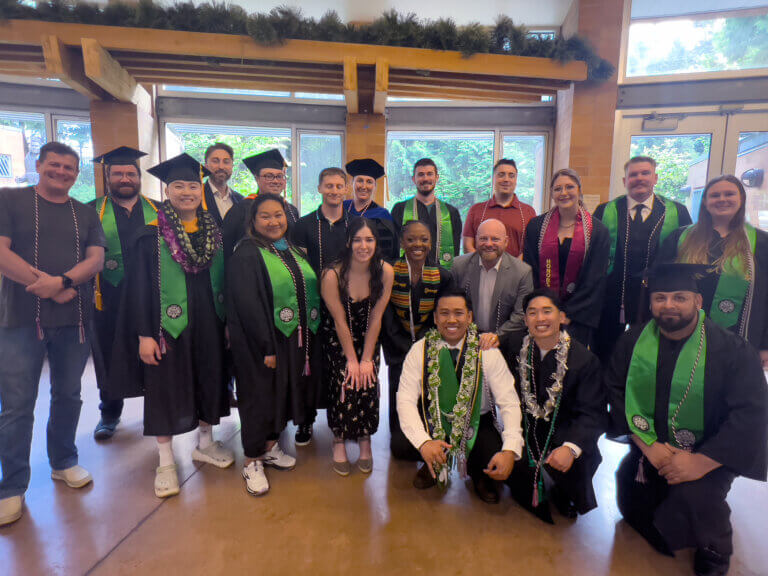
left=424, top=323, right=480, bottom=484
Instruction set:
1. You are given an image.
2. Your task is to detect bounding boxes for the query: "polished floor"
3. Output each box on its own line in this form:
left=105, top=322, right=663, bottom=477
left=1, top=360, right=767, bottom=576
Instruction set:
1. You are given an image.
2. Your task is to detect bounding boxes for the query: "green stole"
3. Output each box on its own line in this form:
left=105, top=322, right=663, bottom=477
left=603, top=196, right=679, bottom=274
left=402, top=196, right=455, bottom=269
left=625, top=310, right=707, bottom=450
left=259, top=248, right=321, bottom=338
left=159, top=240, right=225, bottom=339
left=425, top=347, right=483, bottom=454
left=678, top=224, right=757, bottom=331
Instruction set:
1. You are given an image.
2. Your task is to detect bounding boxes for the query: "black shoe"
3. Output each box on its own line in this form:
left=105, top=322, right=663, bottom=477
left=472, top=474, right=500, bottom=504
left=694, top=547, right=730, bottom=576
left=551, top=485, right=577, bottom=518
left=295, top=424, right=312, bottom=446
left=413, top=463, right=437, bottom=490
left=93, top=418, right=119, bottom=441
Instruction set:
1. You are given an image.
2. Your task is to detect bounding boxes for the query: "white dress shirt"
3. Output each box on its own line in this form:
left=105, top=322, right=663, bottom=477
left=212, top=184, right=234, bottom=218
left=476, top=257, right=502, bottom=333
left=396, top=335, right=524, bottom=458
left=626, top=194, right=655, bottom=222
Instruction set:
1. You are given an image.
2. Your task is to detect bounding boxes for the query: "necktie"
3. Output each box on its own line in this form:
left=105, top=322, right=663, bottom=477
left=633, top=205, right=644, bottom=223
left=449, top=348, right=459, bottom=365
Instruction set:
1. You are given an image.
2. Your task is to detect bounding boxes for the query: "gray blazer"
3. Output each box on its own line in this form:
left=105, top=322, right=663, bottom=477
left=451, top=251, right=533, bottom=336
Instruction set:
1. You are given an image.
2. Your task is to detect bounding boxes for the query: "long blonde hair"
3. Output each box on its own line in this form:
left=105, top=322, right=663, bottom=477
left=678, top=174, right=749, bottom=275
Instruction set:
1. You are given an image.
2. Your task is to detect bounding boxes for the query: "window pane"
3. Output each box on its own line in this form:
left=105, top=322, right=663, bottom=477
left=386, top=131, right=494, bottom=221
left=630, top=134, right=712, bottom=221
left=502, top=134, right=547, bottom=212
left=0, top=111, right=46, bottom=188
left=627, top=12, right=768, bottom=77
left=164, top=85, right=291, bottom=98
left=737, top=131, right=768, bottom=229
left=55, top=119, right=95, bottom=203
left=166, top=123, right=292, bottom=202
left=298, top=133, right=343, bottom=216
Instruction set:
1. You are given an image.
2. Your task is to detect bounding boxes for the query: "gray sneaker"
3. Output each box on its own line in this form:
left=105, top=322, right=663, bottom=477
left=262, top=443, right=296, bottom=470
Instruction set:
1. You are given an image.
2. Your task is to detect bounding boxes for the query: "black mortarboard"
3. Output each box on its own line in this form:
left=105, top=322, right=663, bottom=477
left=346, top=158, right=385, bottom=180
left=147, top=153, right=211, bottom=184
left=92, top=146, right=147, bottom=167
left=242, top=148, right=287, bottom=176
left=646, top=262, right=709, bottom=294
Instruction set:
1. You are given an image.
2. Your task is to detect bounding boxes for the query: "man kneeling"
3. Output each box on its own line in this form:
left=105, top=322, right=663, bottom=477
left=396, top=288, right=523, bottom=502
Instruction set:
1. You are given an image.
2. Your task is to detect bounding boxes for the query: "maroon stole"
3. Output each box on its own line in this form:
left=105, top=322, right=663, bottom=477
left=538, top=207, right=592, bottom=299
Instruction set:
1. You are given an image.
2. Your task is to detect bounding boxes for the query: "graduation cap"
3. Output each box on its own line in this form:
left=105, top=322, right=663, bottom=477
left=148, top=153, right=212, bottom=210
left=346, top=158, right=385, bottom=180
left=646, top=262, right=709, bottom=294
left=242, top=148, right=287, bottom=176
left=92, top=146, right=147, bottom=167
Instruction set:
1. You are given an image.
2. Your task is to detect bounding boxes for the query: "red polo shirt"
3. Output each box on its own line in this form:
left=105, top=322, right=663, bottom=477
left=462, top=195, right=537, bottom=257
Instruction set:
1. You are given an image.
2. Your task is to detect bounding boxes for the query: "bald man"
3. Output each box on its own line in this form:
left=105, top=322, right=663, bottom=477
left=451, top=219, right=533, bottom=349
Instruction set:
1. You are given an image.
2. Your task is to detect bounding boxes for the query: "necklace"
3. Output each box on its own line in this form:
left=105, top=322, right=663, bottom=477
left=316, top=207, right=348, bottom=271
left=350, top=200, right=372, bottom=218
left=670, top=322, right=706, bottom=451
left=32, top=189, right=85, bottom=343
left=158, top=203, right=220, bottom=273
left=480, top=196, right=526, bottom=249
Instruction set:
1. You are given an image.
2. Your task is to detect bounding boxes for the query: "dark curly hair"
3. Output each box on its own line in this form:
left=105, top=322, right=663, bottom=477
left=335, top=217, right=385, bottom=304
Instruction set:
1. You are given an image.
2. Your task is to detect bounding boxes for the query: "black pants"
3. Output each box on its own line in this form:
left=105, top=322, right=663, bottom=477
left=98, top=389, right=123, bottom=422
left=466, top=413, right=503, bottom=482
left=388, top=361, right=421, bottom=461
left=617, top=448, right=735, bottom=557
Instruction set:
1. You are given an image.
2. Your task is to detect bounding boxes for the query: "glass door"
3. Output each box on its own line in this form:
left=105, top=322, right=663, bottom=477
left=722, top=112, right=768, bottom=229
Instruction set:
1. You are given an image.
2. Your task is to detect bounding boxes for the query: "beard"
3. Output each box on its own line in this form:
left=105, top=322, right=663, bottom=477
left=211, top=170, right=231, bottom=187
left=655, top=310, right=697, bottom=332
left=416, top=183, right=435, bottom=196
left=110, top=183, right=140, bottom=199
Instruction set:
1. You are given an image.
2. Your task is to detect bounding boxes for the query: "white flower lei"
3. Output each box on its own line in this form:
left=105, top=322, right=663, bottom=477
left=425, top=324, right=480, bottom=480
left=517, top=331, right=570, bottom=421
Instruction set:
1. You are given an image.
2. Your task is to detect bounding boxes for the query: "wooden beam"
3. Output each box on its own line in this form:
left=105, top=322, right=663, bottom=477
left=343, top=57, right=358, bottom=114
left=131, top=73, right=341, bottom=94
left=81, top=38, right=151, bottom=111
left=123, top=64, right=342, bottom=84
left=373, top=58, right=388, bottom=114
left=41, top=35, right=107, bottom=99
left=1, top=20, right=588, bottom=82
left=388, top=87, right=542, bottom=103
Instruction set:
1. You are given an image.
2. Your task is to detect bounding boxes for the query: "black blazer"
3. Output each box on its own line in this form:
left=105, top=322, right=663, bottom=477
left=204, top=181, right=245, bottom=227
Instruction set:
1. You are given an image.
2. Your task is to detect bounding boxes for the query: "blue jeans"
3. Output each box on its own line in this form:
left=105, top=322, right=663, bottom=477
left=0, top=326, right=90, bottom=499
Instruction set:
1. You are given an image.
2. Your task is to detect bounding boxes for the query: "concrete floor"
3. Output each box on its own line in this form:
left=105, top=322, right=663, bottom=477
left=1, top=360, right=767, bottom=576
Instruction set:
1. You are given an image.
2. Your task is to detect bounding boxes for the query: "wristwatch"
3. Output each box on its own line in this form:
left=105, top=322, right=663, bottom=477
left=61, top=274, right=73, bottom=289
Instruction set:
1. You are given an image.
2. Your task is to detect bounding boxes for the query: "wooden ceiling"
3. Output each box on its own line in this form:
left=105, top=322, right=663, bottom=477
left=0, top=19, right=584, bottom=111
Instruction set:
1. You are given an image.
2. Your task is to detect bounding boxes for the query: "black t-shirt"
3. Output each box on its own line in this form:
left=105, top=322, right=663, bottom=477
left=0, top=186, right=106, bottom=328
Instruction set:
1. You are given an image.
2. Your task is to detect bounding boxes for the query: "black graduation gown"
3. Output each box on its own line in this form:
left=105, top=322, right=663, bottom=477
left=499, top=330, right=606, bottom=518
left=391, top=199, right=463, bottom=264
left=291, top=207, right=349, bottom=274
left=605, top=319, right=767, bottom=555
left=658, top=226, right=768, bottom=350
left=380, top=260, right=454, bottom=460
left=593, top=196, right=692, bottom=359
left=203, top=182, right=245, bottom=227
left=108, top=226, right=229, bottom=436
left=522, top=214, right=610, bottom=347
left=222, top=196, right=299, bottom=261
left=226, top=239, right=321, bottom=458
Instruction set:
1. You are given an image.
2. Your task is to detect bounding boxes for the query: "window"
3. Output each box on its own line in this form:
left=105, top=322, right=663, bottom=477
left=164, top=85, right=291, bottom=98
left=0, top=154, right=11, bottom=178
left=298, top=132, right=343, bottom=216
left=0, top=111, right=46, bottom=188
left=386, top=131, right=495, bottom=221
left=55, top=119, right=95, bottom=203
left=626, top=7, right=768, bottom=77
left=502, top=134, right=547, bottom=211
left=737, top=131, right=768, bottom=228
left=165, top=123, right=292, bottom=201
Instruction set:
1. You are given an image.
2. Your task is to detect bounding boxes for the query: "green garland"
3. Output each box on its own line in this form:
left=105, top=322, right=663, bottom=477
left=0, top=1, right=614, bottom=80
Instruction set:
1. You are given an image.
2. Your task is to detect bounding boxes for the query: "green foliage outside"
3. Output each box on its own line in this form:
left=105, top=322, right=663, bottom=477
left=298, top=134, right=342, bottom=216
left=630, top=135, right=711, bottom=205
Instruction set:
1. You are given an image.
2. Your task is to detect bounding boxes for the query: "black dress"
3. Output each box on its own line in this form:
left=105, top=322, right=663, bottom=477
left=226, top=239, right=321, bottom=458
left=323, top=294, right=379, bottom=440
left=108, top=226, right=229, bottom=436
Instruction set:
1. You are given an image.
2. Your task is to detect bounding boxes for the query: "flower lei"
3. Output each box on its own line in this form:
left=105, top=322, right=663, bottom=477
left=157, top=201, right=221, bottom=273
left=517, top=331, right=570, bottom=421
left=425, top=323, right=480, bottom=483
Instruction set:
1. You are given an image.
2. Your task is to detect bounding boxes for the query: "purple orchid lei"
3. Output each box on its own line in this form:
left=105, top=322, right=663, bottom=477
left=157, top=203, right=221, bottom=274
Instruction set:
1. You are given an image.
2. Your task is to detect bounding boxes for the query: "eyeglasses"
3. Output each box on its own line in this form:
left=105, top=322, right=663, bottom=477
left=260, top=173, right=286, bottom=182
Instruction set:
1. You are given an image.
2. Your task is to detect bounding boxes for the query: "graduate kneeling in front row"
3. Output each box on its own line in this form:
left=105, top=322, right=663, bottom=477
left=110, top=154, right=233, bottom=498
left=396, top=288, right=523, bottom=501
left=606, top=262, right=767, bottom=576
left=499, top=288, right=605, bottom=523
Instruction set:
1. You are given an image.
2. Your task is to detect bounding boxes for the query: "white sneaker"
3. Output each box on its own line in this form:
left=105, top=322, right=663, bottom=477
left=192, top=441, right=235, bottom=469
left=0, top=495, right=23, bottom=527
left=51, top=465, right=93, bottom=489
left=154, top=464, right=180, bottom=498
left=242, top=461, right=269, bottom=496
left=262, top=443, right=296, bottom=470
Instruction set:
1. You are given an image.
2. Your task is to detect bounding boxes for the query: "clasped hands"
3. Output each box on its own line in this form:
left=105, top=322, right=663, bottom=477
left=25, top=267, right=76, bottom=303
left=642, top=441, right=718, bottom=485
left=344, top=358, right=377, bottom=390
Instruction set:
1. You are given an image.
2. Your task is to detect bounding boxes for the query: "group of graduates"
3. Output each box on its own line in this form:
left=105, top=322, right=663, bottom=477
left=0, top=140, right=766, bottom=576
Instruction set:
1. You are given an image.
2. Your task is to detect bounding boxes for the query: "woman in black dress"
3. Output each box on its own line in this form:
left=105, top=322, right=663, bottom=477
left=321, top=218, right=394, bottom=476
left=659, top=174, right=768, bottom=367
left=523, top=168, right=610, bottom=348
left=381, top=220, right=453, bottom=460
left=227, top=193, right=322, bottom=496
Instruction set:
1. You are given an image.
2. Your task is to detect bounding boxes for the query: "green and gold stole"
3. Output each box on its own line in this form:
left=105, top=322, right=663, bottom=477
left=603, top=195, right=679, bottom=274
left=626, top=310, right=707, bottom=450
left=402, top=196, right=455, bottom=269
left=95, top=195, right=157, bottom=310
left=390, top=259, right=441, bottom=338
left=259, top=248, right=321, bottom=338
left=678, top=224, right=757, bottom=331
